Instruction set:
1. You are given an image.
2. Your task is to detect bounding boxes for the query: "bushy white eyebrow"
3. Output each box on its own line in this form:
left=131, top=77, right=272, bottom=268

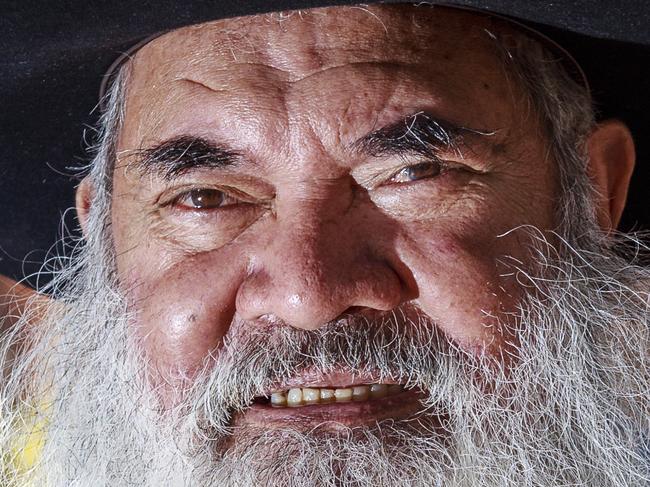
left=352, top=111, right=493, bottom=159
left=134, top=135, right=240, bottom=180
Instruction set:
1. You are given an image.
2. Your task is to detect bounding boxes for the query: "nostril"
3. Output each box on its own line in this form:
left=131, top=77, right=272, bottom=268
left=341, top=306, right=366, bottom=316
left=338, top=306, right=389, bottom=321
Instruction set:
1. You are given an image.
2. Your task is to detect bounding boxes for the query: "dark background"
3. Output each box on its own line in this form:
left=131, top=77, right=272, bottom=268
left=1, top=1, right=648, bottom=286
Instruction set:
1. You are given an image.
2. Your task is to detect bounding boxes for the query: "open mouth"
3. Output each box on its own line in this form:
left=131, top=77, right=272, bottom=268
left=253, top=383, right=408, bottom=407
left=235, top=381, right=432, bottom=428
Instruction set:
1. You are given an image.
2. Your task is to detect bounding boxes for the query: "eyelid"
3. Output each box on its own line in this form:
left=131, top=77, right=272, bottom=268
left=159, top=184, right=250, bottom=208
left=172, top=188, right=239, bottom=210
left=359, top=155, right=449, bottom=188
left=387, top=159, right=445, bottom=183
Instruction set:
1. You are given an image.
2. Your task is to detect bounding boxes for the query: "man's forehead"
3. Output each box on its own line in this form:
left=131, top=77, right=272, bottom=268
left=121, top=4, right=524, bottom=151
left=129, top=5, right=512, bottom=85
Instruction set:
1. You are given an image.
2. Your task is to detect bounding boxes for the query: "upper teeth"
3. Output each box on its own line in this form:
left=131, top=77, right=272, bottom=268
left=270, top=384, right=405, bottom=408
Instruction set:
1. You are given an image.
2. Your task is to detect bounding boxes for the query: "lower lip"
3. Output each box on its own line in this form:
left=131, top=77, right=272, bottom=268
left=234, top=390, right=430, bottom=428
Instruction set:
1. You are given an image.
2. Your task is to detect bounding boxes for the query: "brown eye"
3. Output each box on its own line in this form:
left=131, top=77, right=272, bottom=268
left=179, top=189, right=225, bottom=209
left=390, top=161, right=441, bottom=183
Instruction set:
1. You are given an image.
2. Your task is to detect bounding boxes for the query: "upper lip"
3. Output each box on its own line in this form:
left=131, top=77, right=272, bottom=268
left=261, top=369, right=403, bottom=395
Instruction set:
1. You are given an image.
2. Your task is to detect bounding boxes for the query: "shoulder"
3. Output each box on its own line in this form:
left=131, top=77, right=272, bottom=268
left=1, top=276, right=43, bottom=335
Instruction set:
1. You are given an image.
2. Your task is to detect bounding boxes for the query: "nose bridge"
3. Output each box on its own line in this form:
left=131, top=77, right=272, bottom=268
left=278, top=189, right=354, bottom=286
left=270, top=184, right=364, bottom=324
left=275, top=172, right=367, bottom=280
left=236, top=180, right=403, bottom=330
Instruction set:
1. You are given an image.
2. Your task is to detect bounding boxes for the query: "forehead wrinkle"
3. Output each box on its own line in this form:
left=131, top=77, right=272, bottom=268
left=121, top=4, right=534, bottom=174
left=133, top=5, right=509, bottom=91
left=179, top=60, right=433, bottom=95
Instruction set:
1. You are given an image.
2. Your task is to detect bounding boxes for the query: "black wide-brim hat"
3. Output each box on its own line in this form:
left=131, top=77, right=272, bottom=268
left=2, top=0, right=649, bottom=282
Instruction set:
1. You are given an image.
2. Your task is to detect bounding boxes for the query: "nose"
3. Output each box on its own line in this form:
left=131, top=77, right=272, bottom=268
left=236, top=182, right=405, bottom=330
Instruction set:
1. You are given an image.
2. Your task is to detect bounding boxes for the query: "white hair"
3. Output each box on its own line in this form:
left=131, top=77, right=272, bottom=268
left=1, top=12, right=648, bottom=487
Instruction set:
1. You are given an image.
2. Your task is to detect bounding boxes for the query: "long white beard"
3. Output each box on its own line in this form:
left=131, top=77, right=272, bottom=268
left=1, top=204, right=648, bottom=486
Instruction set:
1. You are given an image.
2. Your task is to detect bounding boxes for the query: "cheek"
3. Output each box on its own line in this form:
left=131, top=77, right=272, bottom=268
left=120, top=249, right=247, bottom=385
left=397, top=219, right=525, bottom=353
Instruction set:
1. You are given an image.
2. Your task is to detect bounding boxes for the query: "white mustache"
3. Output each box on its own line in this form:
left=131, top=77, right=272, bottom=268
left=189, top=306, right=464, bottom=433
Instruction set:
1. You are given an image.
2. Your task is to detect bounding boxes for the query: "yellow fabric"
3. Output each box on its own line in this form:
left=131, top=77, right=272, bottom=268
left=12, top=418, right=45, bottom=473
left=6, top=406, right=47, bottom=485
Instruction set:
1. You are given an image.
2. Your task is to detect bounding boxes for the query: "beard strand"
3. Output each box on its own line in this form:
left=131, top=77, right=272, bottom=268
left=1, top=206, right=648, bottom=486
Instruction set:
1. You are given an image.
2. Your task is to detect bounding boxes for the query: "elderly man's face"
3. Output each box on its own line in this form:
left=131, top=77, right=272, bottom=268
left=112, top=6, right=554, bottom=411
left=6, top=3, right=644, bottom=486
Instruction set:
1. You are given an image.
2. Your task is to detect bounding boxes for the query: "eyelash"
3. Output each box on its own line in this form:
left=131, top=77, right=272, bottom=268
left=167, top=188, right=242, bottom=211
left=387, top=159, right=445, bottom=184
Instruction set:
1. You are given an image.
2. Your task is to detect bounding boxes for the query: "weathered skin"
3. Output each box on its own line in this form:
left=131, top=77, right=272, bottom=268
left=76, top=5, right=633, bottom=401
